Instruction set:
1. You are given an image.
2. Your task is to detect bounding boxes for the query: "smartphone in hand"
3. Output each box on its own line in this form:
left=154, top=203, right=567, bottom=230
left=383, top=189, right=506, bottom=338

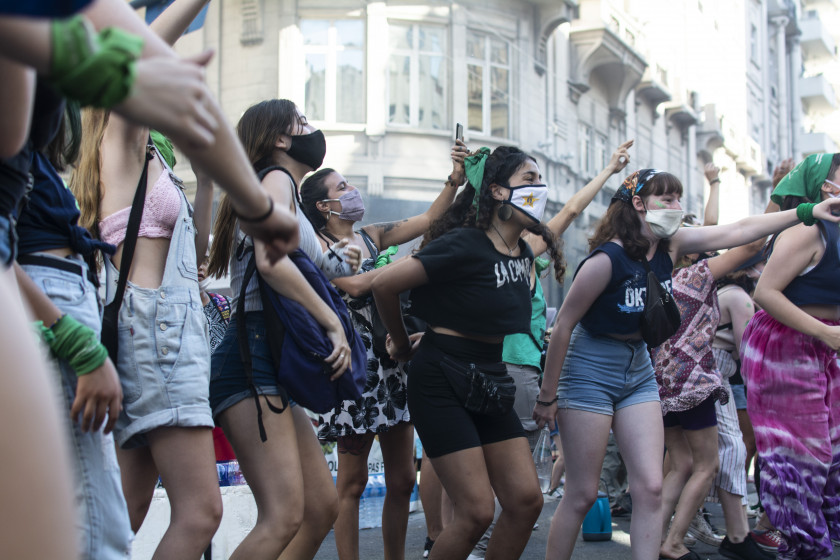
left=455, top=123, right=464, bottom=142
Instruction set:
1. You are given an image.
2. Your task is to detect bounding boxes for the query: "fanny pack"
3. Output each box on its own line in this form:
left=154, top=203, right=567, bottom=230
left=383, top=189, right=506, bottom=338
left=639, top=258, right=681, bottom=348
left=438, top=352, right=515, bottom=416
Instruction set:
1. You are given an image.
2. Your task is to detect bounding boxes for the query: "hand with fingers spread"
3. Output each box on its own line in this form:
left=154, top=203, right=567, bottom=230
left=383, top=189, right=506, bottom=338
left=71, top=358, right=122, bottom=434
left=608, top=139, right=633, bottom=175
left=115, top=50, right=219, bottom=148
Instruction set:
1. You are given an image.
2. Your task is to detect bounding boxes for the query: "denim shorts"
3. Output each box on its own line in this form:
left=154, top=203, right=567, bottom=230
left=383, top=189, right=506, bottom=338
left=730, top=382, right=747, bottom=410
left=0, top=213, right=17, bottom=267
left=20, top=255, right=132, bottom=559
left=210, top=312, right=288, bottom=419
left=556, top=325, right=660, bottom=415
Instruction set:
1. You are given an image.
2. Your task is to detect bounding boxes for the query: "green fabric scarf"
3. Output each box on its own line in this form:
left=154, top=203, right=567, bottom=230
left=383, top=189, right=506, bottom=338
left=150, top=130, right=176, bottom=169
left=771, top=153, right=834, bottom=205
left=464, top=147, right=491, bottom=214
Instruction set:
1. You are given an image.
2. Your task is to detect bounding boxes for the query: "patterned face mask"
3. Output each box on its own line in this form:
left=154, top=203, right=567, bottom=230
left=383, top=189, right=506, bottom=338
left=504, top=183, right=549, bottom=223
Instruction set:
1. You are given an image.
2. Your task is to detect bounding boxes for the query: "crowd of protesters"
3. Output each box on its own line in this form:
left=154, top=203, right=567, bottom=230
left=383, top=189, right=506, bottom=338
left=3, top=2, right=840, bottom=560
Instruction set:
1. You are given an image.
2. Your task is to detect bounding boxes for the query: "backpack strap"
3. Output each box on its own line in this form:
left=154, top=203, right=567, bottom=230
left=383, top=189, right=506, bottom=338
left=235, top=238, right=288, bottom=442
left=359, top=228, right=379, bottom=258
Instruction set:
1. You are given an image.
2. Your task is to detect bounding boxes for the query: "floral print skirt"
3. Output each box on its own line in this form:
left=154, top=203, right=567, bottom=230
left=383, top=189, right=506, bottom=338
left=318, top=305, right=410, bottom=440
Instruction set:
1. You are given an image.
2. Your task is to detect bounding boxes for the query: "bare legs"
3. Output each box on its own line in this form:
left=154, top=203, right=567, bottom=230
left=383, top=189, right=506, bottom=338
left=659, top=425, right=719, bottom=559
left=116, top=426, right=222, bottom=560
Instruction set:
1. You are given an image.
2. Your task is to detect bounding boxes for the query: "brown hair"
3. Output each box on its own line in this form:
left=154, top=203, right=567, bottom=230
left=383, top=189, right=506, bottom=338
left=207, top=99, right=299, bottom=278
left=588, top=171, right=683, bottom=261
left=68, top=108, right=110, bottom=239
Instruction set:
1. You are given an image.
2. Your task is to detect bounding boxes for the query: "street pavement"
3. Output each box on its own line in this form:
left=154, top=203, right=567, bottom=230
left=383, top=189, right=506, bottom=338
left=312, top=490, right=840, bottom=560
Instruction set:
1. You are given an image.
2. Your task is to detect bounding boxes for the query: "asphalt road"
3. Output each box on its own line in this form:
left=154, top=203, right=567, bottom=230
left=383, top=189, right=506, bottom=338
left=312, top=493, right=840, bottom=560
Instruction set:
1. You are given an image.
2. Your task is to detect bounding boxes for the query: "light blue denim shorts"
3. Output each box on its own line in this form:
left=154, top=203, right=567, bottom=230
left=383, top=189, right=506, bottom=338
left=556, top=325, right=660, bottom=416
left=20, top=254, right=132, bottom=559
left=730, top=382, right=747, bottom=410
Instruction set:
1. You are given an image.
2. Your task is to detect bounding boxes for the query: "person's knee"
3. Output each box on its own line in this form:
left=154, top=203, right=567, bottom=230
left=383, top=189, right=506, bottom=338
left=338, top=467, right=370, bottom=500
left=630, top=476, right=662, bottom=510
left=460, top=498, right=496, bottom=539
left=173, top=494, right=223, bottom=540
left=385, top=465, right=417, bottom=498
left=311, top=488, right=339, bottom=531
left=503, top=486, right=543, bottom=521
left=564, top=487, right=599, bottom=516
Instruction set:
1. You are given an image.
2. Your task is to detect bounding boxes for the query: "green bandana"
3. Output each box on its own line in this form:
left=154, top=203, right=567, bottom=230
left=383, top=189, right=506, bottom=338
left=374, top=245, right=399, bottom=268
left=150, top=130, right=176, bottom=169
left=771, top=153, right=834, bottom=205
left=464, top=147, right=491, bottom=214
left=50, top=16, right=144, bottom=109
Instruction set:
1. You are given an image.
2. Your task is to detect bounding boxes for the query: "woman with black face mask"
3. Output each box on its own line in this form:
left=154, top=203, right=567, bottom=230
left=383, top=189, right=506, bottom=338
left=299, top=143, right=465, bottom=560
left=206, top=99, right=361, bottom=560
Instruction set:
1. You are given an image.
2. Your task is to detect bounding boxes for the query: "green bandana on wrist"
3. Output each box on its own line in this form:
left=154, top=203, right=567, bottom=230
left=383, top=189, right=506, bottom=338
left=45, top=315, right=108, bottom=376
left=374, top=245, right=399, bottom=268
left=771, top=153, right=834, bottom=205
left=50, top=16, right=144, bottom=109
left=464, top=147, right=491, bottom=214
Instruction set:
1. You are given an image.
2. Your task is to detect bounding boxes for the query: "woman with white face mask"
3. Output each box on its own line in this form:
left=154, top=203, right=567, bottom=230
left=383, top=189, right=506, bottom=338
left=533, top=168, right=840, bottom=560
left=370, top=146, right=565, bottom=560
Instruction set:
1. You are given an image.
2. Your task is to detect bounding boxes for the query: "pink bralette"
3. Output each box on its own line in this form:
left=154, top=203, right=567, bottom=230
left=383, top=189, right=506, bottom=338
left=99, top=169, right=181, bottom=247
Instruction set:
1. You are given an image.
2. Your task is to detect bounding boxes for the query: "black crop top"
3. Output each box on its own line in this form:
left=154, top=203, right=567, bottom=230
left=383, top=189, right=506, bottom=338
left=409, top=227, right=534, bottom=337
left=578, top=241, right=674, bottom=335
left=781, top=219, right=840, bottom=306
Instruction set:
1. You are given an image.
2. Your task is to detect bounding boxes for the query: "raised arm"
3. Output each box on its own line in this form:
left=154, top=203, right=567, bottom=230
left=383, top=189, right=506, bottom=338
left=0, top=56, right=35, bottom=158
left=370, top=257, right=430, bottom=361
left=671, top=197, right=840, bottom=258
left=192, top=162, right=214, bottom=263
left=148, top=0, right=210, bottom=47
left=703, top=162, right=720, bottom=226
left=363, top=141, right=466, bottom=249
left=525, top=139, right=632, bottom=256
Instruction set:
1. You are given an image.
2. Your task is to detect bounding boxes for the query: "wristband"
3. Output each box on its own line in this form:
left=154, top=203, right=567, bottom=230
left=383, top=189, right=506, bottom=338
left=536, top=396, right=558, bottom=407
left=50, top=16, right=144, bottom=108
left=708, top=177, right=720, bottom=185
left=47, top=315, right=108, bottom=376
left=796, top=202, right=818, bottom=226
left=237, top=196, right=274, bottom=223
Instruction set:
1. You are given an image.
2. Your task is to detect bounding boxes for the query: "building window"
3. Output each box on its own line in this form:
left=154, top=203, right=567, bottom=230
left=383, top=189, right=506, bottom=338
left=466, top=30, right=511, bottom=138
left=578, top=123, right=591, bottom=175
left=388, top=22, right=447, bottom=129
left=301, top=19, right=365, bottom=124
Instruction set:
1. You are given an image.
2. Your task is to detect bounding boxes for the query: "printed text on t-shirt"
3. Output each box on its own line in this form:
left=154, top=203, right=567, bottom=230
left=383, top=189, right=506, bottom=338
left=495, top=257, right=532, bottom=288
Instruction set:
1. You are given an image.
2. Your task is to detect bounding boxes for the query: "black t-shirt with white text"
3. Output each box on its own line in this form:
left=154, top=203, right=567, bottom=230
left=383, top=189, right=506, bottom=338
left=409, top=227, right=534, bottom=337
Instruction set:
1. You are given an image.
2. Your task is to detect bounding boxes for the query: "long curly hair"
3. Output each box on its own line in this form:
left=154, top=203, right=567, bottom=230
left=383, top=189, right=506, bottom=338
left=420, top=146, right=566, bottom=283
left=588, top=171, right=683, bottom=261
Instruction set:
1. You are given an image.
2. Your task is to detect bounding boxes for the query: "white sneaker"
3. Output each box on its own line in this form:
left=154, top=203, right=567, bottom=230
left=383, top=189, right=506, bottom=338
left=686, top=509, right=724, bottom=546
left=544, top=487, right=564, bottom=501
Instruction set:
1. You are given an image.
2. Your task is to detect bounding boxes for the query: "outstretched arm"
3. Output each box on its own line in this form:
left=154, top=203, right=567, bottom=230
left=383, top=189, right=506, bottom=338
left=703, top=162, right=720, bottom=226
left=525, top=139, right=632, bottom=256
left=365, top=141, right=467, bottom=249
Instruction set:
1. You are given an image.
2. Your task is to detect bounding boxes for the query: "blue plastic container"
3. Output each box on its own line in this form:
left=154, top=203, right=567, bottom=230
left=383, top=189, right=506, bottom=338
left=581, top=491, right=612, bottom=541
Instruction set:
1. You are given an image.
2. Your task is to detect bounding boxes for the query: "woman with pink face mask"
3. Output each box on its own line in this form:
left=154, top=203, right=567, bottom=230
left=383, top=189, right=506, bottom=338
left=299, top=142, right=465, bottom=560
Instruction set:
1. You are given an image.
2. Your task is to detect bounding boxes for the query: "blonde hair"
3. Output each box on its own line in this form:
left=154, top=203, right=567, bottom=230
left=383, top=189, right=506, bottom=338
left=68, top=109, right=109, bottom=239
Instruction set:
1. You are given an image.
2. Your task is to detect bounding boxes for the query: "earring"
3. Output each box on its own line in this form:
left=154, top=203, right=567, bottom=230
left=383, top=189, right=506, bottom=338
left=498, top=204, right=513, bottom=221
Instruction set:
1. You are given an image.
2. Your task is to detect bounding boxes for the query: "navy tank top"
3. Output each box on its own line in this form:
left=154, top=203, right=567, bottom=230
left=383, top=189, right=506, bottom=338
left=782, top=219, right=840, bottom=306
left=578, top=241, right=674, bottom=336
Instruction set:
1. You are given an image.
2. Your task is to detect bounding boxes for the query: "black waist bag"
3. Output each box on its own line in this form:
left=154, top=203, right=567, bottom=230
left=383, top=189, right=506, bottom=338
left=639, top=259, right=681, bottom=348
left=439, top=355, right=515, bottom=416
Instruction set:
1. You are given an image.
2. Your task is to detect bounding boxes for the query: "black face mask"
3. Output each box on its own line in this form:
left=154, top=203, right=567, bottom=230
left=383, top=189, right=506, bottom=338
left=286, top=129, right=326, bottom=171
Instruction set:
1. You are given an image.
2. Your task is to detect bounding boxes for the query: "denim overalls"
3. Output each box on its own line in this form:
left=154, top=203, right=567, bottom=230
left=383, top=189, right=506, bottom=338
left=105, top=166, right=212, bottom=449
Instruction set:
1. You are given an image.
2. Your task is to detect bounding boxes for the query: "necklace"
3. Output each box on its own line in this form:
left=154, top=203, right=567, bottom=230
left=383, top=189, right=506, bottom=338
left=491, top=223, right=516, bottom=256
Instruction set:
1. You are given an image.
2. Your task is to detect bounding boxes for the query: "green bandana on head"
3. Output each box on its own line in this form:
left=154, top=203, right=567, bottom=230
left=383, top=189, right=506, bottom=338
left=771, top=153, right=834, bottom=205
left=464, top=147, right=491, bottom=214
left=150, top=130, right=176, bottom=169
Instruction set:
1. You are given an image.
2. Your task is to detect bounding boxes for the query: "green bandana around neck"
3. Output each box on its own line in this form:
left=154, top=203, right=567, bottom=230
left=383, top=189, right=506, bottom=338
left=464, top=147, right=491, bottom=214
left=771, top=153, right=834, bottom=205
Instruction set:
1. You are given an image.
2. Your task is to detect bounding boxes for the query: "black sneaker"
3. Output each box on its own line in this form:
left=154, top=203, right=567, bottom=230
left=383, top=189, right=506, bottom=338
left=423, top=537, right=434, bottom=558
left=719, top=534, right=775, bottom=560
